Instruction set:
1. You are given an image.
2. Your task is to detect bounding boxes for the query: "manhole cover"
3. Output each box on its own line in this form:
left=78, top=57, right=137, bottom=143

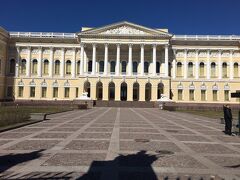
left=155, top=150, right=174, bottom=155
left=166, top=130, right=179, bottom=133
left=134, top=139, right=150, bottom=143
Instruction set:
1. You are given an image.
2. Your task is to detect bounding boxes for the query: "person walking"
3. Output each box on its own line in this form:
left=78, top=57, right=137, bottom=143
left=223, top=104, right=233, bottom=135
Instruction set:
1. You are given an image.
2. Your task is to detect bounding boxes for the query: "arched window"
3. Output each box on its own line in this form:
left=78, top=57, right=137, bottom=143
left=121, top=61, right=127, bottom=73
left=176, top=62, right=182, bottom=77
left=32, top=59, right=38, bottom=74
left=43, top=59, right=49, bottom=75
left=199, top=62, right=204, bottom=77
left=188, top=62, right=193, bottom=77
left=99, top=61, right=104, bottom=73
left=144, top=62, right=149, bottom=73
left=145, top=83, right=152, bottom=101
left=211, top=62, right=216, bottom=77
left=77, top=60, right=80, bottom=75
left=20, top=59, right=26, bottom=74
left=234, top=63, right=238, bottom=78
left=96, top=81, right=103, bottom=100
left=157, top=83, right=164, bottom=99
left=110, top=61, right=116, bottom=73
left=84, top=81, right=91, bottom=97
left=133, top=61, right=138, bottom=74
left=222, top=62, right=227, bottom=78
left=156, top=62, right=160, bottom=74
left=54, top=60, right=60, bottom=75
left=88, top=60, right=92, bottom=72
left=10, top=59, right=15, bottom=74
left=66, top=60, right=71, bottom=75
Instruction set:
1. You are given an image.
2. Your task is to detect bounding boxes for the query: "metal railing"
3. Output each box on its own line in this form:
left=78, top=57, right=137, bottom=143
left=172, top=35, right=240, bottom=41
left=10, top=32, right=77, bottom=39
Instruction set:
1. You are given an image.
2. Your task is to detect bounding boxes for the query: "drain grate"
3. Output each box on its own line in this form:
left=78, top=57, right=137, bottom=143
left=166, top=130, right=179, bottom=133
left=155, top=150, right=174, bottom=155
left=134, top=139, right=150, bottom=143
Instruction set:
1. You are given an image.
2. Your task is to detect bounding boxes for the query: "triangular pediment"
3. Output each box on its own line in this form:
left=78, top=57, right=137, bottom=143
left=79, top=21, right=172, bottom=37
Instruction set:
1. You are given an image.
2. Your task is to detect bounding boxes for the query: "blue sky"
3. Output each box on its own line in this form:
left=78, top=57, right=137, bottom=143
left=1, top=0, right=240, bottom=35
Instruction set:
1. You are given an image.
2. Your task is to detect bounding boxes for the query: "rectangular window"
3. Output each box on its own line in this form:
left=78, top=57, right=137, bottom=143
left=64, top=87, right=70, bottom=98
left=224, top=90, right=229, bottom=101
left=189, top=90, right=194, bottom=101
left=213, top=90, right=218, bottom=101
left=201, top=90, right=206, bottom=101
left=53, top=87, right=58, bottom=98
left=18, top=86, right=24, bottom=97
left=178, top=89, right=183, bottom=100
left=7, top=86, right=13, bottom=97
left=42, top=87, right=47, bottom=98
left=76, top=87, right=79, bottom=98
left=30, top=87, right=35, bottom=97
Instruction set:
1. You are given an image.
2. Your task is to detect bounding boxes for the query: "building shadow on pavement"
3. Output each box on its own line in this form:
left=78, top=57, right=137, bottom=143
left=78, top=150, right=158, bottom=180
left=0, top=149, right=44, bottom=174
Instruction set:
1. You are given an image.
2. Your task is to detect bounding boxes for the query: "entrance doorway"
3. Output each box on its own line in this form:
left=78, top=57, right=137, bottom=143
left=109, top=82, right=115, bottom=100
left=121, top=82, right=127, bottom=101
left=84, top=81, right=91, bottom=97
left=133, top=82, right=139, bottom=101
left=96, top=81, right=103, bottom=100
left=145, top=83, right=152, bottom=101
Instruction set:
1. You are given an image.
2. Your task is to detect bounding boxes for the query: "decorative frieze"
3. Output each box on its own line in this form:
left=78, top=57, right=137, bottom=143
left=210, top=51, right=218, bottom=57
left=187, top=51, right=195, bottom=57
left=221, top=51, right=230, bottom=57
left=100, top=26, right=147, bottom=35
left=198, top=51, right=207, bottom=57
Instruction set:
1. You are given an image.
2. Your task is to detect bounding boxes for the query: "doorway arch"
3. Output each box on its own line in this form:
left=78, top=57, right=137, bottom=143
left=121, top=82, right=127, bottom=101
left=109, top=82, right=115, bottom=100
left=157, top=83, right=164, bottom=99
left=96, top=81, right=103, bottom=100
left=133, top=82, right=139, bottom=101
left=145, top=83, right=152, bottom=101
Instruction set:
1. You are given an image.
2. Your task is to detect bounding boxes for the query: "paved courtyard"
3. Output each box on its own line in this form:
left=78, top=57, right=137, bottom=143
left=0, top=108, right=240, bottom=180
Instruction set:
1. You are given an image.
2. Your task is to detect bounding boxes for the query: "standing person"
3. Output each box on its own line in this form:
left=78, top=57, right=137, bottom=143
left=223, top=104, right=233, bottom=135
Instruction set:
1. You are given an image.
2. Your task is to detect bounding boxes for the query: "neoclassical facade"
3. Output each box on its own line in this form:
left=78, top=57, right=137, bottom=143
left=0, top=21, right=240, bottom=104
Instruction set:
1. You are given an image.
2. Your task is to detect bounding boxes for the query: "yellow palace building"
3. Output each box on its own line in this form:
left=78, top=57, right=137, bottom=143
left=0, top=21, right=240, bottom=105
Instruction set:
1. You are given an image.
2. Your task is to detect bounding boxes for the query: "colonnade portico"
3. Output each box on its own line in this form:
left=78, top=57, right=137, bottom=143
left=79, top=42, right=169, bottom=77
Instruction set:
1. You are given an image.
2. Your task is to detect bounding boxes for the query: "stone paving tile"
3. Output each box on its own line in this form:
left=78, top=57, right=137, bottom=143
left=157, top=125, right=185, bottom=129
left=0, top=133, right=31, bottom=139
left=49, top=127, right=80, bottom=132
left=32, top=133, right=71, bottom=139
left=205, top=156, right=240, bottom=169
left=0, top=140, right=11, bottom=146
left=65, top=140, right=110, bottom=150
left=77, top=133, right=112, bottom=139
left=120, top=140, right=182, bottom=152
left=6, top=140, right=60, bottom=150
left=197, top=130, right=224, bottom=135
left=172, top=135, right=212, bottom=142
left=90, top=123, right=115, bottom=127
left=42, top=153, right=106, bottom=166
left=164, top=129, right=195, bottom=135
left=28, top=123, right=58, bottom=127
left=120, top=128, right=159, bottom=133
left=185, top=143, right=238, bottom=154
left=120, top=133, right=168, bottom=140
left=216, top=135, right=240, bottom=143
left=119, top=153, right=206, bottom=168
left=234, top=145, right=240, bottom=149
left=58, top=123, right=86, bottom=128
left=119, top=124, right=152, bottom=128
left=10, top=127, right=45, bottom=132
left=85, top=127, right=113, bottom=132
left=119, top=172, right=222, bottom=180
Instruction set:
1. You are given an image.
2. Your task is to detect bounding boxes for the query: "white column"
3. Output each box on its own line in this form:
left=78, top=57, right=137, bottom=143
left=72, top=48, right=76, bottom=78
left=152, top=44, right=156, bottom=76
left=164, top=44, right=169, bottom=77
left=80, top=43, right=84, bottom=75
left=140, top=44, right=144, bottom=76
left=15, top=47, right=20, bottom=77
left=60, top=48, right=65, bottom=77
left=128, top=44, right=132, bottom=76
left=116, top=44, right=120, bottom=75
left=84, top=49, right=87, bottom=73
left=172, top=49, right=176, bottom=79
left=104, top=43, right=108, bottom=75
left=195, top=50, right=199, bottom=79
left=230, top=50, right=233, bottom=79
left=26, top=46, right=31, bottom=77
left=206, top=50, right=210, bottom=79
left=218, top=50, right=222, bottom=79
left=184, top=49, right=187, bottom=79
left=92, top=44, right=96, bottom=75
left=38, top=46, right=42, bottom=77
left=49, top=47, right=54, bottom=78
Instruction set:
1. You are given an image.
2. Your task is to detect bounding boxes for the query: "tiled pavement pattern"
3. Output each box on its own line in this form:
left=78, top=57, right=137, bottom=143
left=0, top=108, right=239, bottom=180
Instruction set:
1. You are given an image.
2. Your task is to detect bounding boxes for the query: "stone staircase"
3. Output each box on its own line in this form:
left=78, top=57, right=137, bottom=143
left=94, top=100, right=157, bottom=108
